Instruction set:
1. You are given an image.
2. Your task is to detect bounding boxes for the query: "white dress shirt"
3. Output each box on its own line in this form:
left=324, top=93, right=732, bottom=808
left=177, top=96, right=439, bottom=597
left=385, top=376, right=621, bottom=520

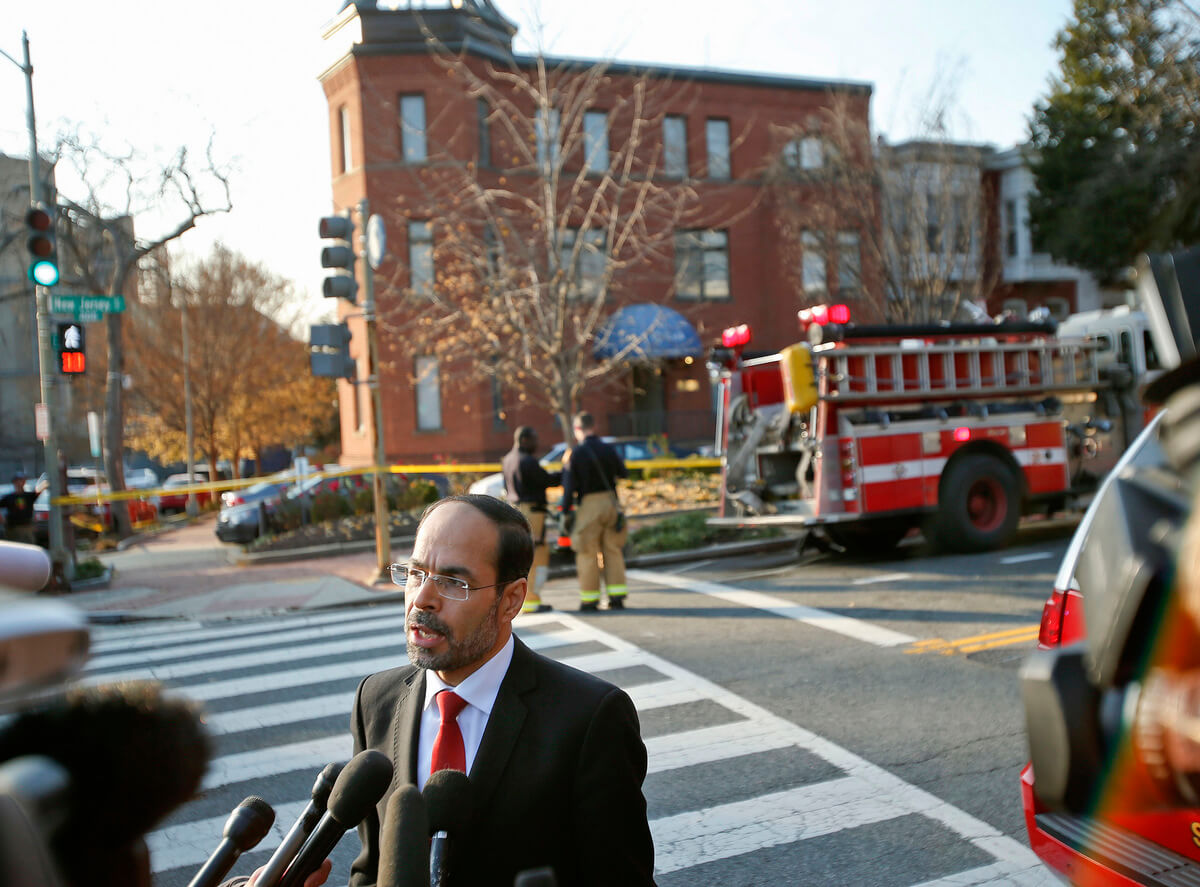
left=416, top=633, right=515, bottom=790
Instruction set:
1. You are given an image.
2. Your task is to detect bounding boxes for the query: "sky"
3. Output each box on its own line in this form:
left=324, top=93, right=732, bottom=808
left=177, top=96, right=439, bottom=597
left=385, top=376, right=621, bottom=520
left=0, top=0, right=1074, bottom=328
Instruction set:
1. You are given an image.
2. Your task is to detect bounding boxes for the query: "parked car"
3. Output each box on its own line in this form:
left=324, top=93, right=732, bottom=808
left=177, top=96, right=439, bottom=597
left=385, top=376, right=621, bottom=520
left=467, top=436, right=693, bottom=500
left=215, top=478, right=295, bottom=543
left=1019, top=411, right=1200, bottom=883
left=219, top=477, right=291, bottom=511
left=158, top=473, right=214, bottom=515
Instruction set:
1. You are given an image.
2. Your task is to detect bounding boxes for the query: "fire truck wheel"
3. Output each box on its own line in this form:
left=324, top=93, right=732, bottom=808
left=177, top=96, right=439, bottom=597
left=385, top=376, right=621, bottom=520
left=935, top=453, right=1020, bottom=552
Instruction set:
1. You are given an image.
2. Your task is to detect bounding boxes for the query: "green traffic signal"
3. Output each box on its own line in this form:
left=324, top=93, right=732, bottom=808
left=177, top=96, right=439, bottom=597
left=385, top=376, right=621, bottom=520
left=25, top=205, right=59, bottom=287
left=31, top=258, right=60, bottom=287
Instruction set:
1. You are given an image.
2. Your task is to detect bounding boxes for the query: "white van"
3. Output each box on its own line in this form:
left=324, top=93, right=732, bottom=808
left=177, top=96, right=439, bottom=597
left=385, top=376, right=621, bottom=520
left=1057, top=306, right=1164, bottom=386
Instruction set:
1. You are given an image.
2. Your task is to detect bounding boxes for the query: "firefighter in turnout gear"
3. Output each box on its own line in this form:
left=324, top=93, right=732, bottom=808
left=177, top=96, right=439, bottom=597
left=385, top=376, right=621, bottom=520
left=501, top=426, right=561, bottom=614
left=561, top=412, right=629, bottom=610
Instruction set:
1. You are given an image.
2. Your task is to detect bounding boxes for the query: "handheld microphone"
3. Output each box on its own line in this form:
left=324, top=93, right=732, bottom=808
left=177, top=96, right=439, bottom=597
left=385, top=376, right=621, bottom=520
left=278, top=749, right=394, bottom=887
left=378, top=784, right=430, bottom=887
left=0, top=540, right=52, bottom=592
left=256, top=762, right=343, bottom=887
left=186, top=796, right=275, bottom=887
left=0, top=680, right=211, bottom=887
left=422, top=769, right=473, bottom=887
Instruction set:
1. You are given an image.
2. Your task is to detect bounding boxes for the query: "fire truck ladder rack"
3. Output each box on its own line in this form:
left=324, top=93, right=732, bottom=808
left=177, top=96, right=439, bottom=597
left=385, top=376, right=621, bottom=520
left=815, top=337, right=1102, bottom=402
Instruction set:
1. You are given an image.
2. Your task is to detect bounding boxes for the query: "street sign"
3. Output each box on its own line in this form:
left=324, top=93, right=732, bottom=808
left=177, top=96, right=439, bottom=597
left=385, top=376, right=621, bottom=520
left=35, top=403, right=49, bottom=441
left=366, top=213, right=387, bottom=270
left=50, top=294, right=126, bottom=318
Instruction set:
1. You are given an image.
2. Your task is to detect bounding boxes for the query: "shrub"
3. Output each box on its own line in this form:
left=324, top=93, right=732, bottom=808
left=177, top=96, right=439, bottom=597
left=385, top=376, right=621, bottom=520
left=353, top=488, right=374, bottom=516
left=270, top=501, right=304, bottom=533
left=397, top=478, right=441, bottom=511
left=74, top=557, right=106, bottom=580
left=311, top=490, right=353, bottom=523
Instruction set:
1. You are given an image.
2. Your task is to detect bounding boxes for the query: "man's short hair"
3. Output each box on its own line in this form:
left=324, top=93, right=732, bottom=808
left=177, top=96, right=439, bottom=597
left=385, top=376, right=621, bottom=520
left=419, top=494, right=534, bottom=587
left=514, top=426, right=536, bottom=446
left=573, top=412, right=595, bottom=432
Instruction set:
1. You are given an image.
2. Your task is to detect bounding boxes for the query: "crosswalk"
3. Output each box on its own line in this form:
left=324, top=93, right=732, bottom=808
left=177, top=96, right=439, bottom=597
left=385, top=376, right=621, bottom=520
left=81, top=604, right=1056, bottom=886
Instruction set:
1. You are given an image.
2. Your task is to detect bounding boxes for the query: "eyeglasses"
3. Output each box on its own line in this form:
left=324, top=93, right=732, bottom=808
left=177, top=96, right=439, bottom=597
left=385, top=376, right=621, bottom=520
left=389, top=563, right=511, bottom=601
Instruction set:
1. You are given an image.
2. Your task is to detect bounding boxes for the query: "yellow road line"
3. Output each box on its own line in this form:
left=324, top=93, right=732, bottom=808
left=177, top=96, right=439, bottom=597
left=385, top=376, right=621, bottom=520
left=906, top=624, right=1040, bottom=655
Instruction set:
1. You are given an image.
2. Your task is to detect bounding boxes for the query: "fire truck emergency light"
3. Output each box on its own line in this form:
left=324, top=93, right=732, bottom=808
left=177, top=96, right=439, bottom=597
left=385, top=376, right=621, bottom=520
left=953, top=427, right=972, bottom=442
left=721, top=324, right=752, bottom=348
left=798, top=303, right=851, bottom=330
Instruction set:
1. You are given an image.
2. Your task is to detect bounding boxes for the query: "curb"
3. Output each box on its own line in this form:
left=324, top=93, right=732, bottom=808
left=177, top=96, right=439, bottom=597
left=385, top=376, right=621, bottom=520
left=233, top=532, right=418, bottom=565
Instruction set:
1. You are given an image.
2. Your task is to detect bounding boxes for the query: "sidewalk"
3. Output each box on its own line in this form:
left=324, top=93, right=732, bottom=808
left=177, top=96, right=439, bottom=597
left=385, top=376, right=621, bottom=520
left=63, top=512, right=802, bottom=623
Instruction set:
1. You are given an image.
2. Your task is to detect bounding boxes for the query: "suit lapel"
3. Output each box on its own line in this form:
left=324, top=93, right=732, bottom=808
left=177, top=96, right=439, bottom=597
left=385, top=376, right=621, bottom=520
left=468, top=637, right=535, bottom=810
left=393, top=668, right=426, bottom=786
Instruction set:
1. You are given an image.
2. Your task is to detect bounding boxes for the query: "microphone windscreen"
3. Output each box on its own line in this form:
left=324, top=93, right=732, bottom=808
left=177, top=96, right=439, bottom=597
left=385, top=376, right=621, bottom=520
left=0, top=681, right=211, bottom=852
left=422, top=769, right=473, bottom=834
left=0, top=541, right=52, bottom=592
left=327, top=749, right=394, bottom=827
left=226, top=796, right=276, bottom=851
left=378, top=785, right=430, bottom=887
left=312, top=761, right=343, bottom=810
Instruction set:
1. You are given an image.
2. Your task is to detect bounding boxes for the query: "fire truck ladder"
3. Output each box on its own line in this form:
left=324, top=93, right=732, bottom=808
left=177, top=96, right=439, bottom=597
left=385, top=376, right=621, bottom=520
left=816, top=336, right=1102, bottom=402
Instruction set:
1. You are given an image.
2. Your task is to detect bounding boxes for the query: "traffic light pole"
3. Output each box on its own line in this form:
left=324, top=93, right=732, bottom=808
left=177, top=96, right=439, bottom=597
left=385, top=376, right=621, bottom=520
left=360, top=198, right=391, bottom=581
left=4, top=32, right=68, bottom=577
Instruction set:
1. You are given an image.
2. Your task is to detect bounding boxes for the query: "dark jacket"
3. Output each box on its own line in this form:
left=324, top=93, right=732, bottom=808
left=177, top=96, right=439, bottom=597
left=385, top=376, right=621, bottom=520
left=349, top=637, right=656, bottom=887
left=501, top=448, right=561, bottom=509
left=561, top=436, right=627, bottom=507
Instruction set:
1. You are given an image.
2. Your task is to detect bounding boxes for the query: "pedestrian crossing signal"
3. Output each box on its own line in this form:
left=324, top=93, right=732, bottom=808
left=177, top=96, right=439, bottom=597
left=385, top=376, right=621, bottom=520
left=57, top=321, right=86, bottom=374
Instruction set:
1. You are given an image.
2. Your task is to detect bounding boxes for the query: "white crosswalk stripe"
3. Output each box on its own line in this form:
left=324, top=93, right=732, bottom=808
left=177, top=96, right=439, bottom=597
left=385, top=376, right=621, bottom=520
left=79, top=607, right=1050, bottom=886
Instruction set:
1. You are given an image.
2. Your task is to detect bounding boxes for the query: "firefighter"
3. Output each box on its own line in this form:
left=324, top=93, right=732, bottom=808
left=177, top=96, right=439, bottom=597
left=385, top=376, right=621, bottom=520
left=501, top=426, right=561, bottom=614
left=561, top=412, right=629, bottom=611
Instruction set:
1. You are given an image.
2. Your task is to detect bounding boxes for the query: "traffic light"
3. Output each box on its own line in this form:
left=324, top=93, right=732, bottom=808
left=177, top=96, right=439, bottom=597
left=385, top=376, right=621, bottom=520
left=26, top=204, right=59, bottom=287
left=57, top=321, right=85, bottom=374
left=319, top=214, right=358, bottom=303
left=310, top=323, right=355, bottom=379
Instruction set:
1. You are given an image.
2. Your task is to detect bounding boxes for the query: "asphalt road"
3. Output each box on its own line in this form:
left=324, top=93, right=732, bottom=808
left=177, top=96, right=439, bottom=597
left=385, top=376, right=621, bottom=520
left=77, top=515, right=1075, bottom=885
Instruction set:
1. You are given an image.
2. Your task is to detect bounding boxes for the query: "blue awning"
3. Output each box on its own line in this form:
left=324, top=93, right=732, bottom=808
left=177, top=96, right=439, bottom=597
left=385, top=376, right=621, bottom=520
left=593, top=303, right=703, bottom=361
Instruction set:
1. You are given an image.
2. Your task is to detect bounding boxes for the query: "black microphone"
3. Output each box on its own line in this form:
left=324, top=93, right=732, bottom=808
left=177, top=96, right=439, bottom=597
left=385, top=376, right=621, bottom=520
left=256, top=762, right=343, bottom=887
left=422, top=769, right=473, bottom=887
left=0, top=680, right=211, bottom=887
left=278, top=749, right=394, bottom=887
left=186, top=796, right=275, bottom=887
left=378, top=784, right=430, bottom=887
left=514, top=867, right=558, bottom=887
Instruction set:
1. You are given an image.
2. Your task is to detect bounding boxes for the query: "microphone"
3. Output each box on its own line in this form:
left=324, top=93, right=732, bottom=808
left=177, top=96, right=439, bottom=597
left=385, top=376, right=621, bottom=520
left=278, top=749, right=394, bottom=887
left=0, top=680, right=211, bottom=887
left=186, top=795, right=275, bottom=887
left=378, top=784, right=430, bottom=887
left=256, top=762, right=343, bottom=887
left=422, top=769, right=473, bottom=887
left=0, top=540, right=52, bottom=592
left=514, top=868, right=558, bottom=887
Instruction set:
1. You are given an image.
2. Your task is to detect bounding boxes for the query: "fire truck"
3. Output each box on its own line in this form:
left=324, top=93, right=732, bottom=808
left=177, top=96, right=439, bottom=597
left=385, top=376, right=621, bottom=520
left=707, top=303, right=1150, bottom=554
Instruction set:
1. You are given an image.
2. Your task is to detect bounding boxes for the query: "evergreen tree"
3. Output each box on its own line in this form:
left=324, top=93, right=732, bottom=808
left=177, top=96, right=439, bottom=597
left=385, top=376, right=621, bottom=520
left=1029, top=0, right=1200, bottom=284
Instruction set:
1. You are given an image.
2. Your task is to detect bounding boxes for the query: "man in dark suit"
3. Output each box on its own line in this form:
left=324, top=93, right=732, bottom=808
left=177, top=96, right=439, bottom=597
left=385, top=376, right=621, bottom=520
left=350, top=494, right=655, bottom=887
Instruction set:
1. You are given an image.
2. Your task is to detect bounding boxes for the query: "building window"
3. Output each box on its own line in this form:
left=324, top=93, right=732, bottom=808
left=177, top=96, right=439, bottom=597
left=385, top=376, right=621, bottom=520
left=409, top=220, right=433, bottom=296
left=478, top=99, right=491, bottom=167
left=674, top=230, right=729, bottom=300
left=801, top=231, right=825, bottom=293
left=583, top=110, right=608, bottom=174
left=536, top=107, right=560, bottom=170
left=337, top=106, right=352, bottom=174
left=1004, top=199, right=1019, bottom=258
left=705, top=118, right=730, bottom=179
left=415, top=355, right=442, bottom=431
left=836, top=231, right=861, bottom=291
left=400, top=94, right=426, bottom=163
left=663, top=115, right=688, bottom=178
left=783, top=136, right=823, bottom=171
left=560, top=228, right=607, bottom=300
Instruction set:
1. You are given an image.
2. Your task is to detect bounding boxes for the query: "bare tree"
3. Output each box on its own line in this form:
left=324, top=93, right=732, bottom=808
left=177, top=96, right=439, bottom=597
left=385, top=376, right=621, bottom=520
left=373, top=40, right=746, bottom=440
left=766, top=91, right=998, bottom=324
left=52, top=130, right=232, bottom=536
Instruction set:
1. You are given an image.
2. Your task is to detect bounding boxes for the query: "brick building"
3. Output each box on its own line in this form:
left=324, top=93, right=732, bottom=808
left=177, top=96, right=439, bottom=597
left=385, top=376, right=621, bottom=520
left=318, top=0, right=873, bottom=463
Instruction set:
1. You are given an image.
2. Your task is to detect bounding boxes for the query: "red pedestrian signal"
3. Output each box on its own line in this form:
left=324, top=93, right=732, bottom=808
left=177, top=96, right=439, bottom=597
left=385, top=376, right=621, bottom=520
left=57, top=322, right=86, bottom=375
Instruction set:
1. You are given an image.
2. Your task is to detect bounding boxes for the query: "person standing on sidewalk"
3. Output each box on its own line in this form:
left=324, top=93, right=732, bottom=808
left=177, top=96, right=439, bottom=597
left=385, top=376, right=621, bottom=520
left=0, top=472, right=36, bottom=545
left=501, top=425, right=561, bottom=614
left=561, top=412, right=629, bottom=611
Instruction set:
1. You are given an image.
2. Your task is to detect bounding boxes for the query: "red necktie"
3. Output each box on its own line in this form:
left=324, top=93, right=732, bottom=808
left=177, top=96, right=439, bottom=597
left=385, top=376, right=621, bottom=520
left=430, top=690, right=468, bottom=775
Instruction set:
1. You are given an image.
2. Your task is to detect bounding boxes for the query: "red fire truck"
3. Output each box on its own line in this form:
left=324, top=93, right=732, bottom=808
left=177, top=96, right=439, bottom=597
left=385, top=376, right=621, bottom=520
left=707, top=304, right=1149, bottom=554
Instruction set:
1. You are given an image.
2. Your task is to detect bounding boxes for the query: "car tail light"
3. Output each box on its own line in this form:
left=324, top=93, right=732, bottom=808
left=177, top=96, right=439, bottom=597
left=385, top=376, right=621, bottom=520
left=1038, top=587, right=1070, bottom=647
left=230, top=496, right=244, bottom=506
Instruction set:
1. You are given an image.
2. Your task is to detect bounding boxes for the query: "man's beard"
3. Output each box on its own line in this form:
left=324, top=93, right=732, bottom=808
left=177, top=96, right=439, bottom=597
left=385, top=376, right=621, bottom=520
left=407, top=593, right=502, bottom=673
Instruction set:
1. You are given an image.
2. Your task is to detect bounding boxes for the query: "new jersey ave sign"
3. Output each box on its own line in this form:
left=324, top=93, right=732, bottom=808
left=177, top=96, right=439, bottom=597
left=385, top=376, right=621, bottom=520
left=50, top=294, right=126, bottom=321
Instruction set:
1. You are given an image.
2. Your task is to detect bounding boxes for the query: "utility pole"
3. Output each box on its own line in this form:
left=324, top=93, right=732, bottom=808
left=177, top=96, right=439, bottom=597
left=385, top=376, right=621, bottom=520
left=360, top=198, right=390, bottom=581
left=2, top=32, right=69, bottom=579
